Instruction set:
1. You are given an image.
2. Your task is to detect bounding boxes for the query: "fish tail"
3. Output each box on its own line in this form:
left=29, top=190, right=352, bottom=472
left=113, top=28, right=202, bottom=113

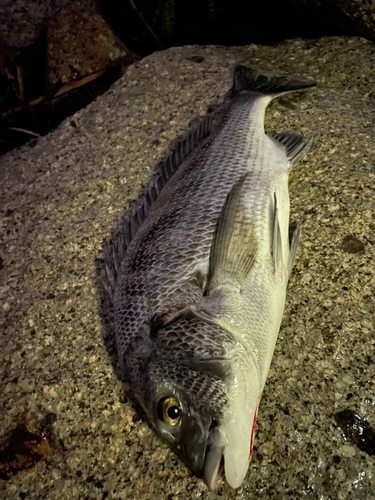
left=231, top=65, right=316, bottom=97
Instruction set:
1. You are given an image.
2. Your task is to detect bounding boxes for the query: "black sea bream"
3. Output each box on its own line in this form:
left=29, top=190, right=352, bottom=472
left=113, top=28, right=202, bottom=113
left=105, top=66, right=315, bottom=489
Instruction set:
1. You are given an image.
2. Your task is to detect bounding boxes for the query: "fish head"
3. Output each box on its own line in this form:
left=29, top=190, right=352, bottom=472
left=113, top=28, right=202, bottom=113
left=135, top=314, right=261, bottom=489
left=143, top=358, right=227, bottom=476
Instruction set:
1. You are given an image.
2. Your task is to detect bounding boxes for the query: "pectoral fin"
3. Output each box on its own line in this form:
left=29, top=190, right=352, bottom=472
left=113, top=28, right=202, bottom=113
left=206, top=174, right=258, bottom=293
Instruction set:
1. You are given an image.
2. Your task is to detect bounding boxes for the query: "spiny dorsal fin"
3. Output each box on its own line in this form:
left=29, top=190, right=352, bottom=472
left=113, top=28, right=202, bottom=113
left=207, top=173, right=258, bottom=293
left=103, top=114, right=213, bottom=294
left=232, top=66, right=316, bottom=97
left=123, top=113, right=212, bottom=248
left=268, top=131, right=313, bottom=166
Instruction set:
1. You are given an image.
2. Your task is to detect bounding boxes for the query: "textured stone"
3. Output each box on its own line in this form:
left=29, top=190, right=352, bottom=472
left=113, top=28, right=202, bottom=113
left=46, top=4, right=127, bottom=87
left=0, top=0, right=97, bottom=49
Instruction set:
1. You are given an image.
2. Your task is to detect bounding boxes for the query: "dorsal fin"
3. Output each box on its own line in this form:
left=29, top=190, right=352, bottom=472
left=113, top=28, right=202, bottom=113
left=103, top=114, right=213, bottom=293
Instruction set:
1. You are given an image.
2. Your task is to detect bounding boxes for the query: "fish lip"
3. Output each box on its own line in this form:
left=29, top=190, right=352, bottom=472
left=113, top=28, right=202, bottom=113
left=204, top=454, right=225, bottom=490
left=202, top=426, right=227, bottom=490
left=203, top=401, right=260, bottom=490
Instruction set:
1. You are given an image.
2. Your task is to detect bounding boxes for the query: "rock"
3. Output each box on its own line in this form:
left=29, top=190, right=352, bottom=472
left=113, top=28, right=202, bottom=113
left=340, top=234, right=365, bottom=253
left=291, top=0, right=375, bottom=41
left=1, top=37, right=375, bottom=499
left=46, top=4, right=128, bottom=88
left=98, top=0, right=375, bottom=54
left=0, top=0, right=51, bottom=50
left=0, top=0, right=97, bottom=50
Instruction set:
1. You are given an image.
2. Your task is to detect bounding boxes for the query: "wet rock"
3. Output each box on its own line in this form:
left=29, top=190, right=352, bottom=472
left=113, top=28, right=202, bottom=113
left=335, top=410, right=375, bottom=456
left=0, top=411, right=57, bottom=480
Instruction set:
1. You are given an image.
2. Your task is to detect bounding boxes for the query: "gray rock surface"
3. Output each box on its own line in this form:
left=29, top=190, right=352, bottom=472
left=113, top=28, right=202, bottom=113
left=1, top=37, right=375, bottom=499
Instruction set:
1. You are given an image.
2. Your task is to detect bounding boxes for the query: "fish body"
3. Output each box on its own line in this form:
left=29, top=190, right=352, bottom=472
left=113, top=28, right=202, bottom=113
left=108, top=66, right=314, bottom=489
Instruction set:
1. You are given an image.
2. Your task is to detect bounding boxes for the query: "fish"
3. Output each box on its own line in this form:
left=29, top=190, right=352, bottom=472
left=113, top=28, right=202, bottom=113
left=104, top=65, right=315, bottom=489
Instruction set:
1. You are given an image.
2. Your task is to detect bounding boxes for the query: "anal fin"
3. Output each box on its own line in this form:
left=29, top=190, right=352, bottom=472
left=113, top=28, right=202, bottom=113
left=272, top=192, right=283, bottom=270
left=271, top=194, right=301, bottom=278
left=288, top=221, right=301, bottom=277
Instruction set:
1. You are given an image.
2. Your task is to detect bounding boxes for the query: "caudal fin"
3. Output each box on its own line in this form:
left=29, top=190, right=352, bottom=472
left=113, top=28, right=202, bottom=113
left=232, top=65, right=316, bottom=97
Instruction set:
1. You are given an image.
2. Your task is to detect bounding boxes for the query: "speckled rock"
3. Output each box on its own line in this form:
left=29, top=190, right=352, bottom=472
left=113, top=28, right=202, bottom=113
left=46, top=4, right=127, bottom=87
left=1, top=37, right=375, bottom=499
left=0, top=0, right=97, bottom=49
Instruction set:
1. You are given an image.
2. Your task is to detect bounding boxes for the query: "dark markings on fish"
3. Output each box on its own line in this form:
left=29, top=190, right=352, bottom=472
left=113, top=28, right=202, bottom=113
left=187, top=55, right=205, bottom=63
left=334, top=409, right=375, bottom=455
left=104, top=114, right=214, bottom=293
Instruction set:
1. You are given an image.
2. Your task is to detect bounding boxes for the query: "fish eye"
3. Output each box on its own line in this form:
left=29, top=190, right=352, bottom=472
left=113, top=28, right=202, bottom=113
left=158, top=397, right=182, bottom=425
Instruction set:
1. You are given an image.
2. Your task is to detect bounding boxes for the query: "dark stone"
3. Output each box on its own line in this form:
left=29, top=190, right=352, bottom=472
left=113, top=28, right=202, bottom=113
left=0, top=414, right=57, bottom=480
left=340, top=234, right=365, bottom=253
left=187, top=55, right=205, bottom=63
left=97, top=0, right=364, bottom=57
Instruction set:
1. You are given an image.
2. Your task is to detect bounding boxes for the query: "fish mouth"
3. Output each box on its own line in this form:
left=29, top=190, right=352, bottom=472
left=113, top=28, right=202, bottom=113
left=203, top=403, right=260, bottom=490
left=203, top=427, right=227, bottom=490
left=204, top=454, right=225, bottom=490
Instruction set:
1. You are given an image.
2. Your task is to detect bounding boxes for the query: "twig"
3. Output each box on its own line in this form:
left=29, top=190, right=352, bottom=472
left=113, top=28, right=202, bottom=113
left=128, top=0, right=165, bottom=50
left=16, top=65, right=25, bottom=103
left=1, top=95, right=45, bottom=119
left=7, top=127, right=40, bottom=137
left=1, top=70, right=106, bottom=119
left=54, top=70, right=106, bottom=96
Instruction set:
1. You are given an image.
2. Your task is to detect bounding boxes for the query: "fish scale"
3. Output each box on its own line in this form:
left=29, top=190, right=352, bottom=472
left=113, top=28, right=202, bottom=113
left=107, top=65, right=315, bottom=489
